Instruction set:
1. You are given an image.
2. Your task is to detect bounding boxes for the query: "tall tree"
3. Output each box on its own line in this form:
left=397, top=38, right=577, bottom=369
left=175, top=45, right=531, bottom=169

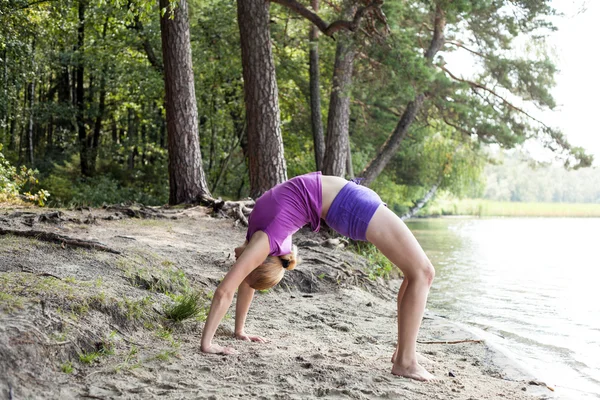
left=271, top=0, right=387, bottom=177
left=159, top=0, right=211, bottom=204
left=358, top=1, right=592, bottom=186
left=76, top=0, right=90, bottom=176
left=308, top=0, right=325, bottom=171
left=237, top=0, right=287, bottom=198
left=322, top=10, right=356, bottom=177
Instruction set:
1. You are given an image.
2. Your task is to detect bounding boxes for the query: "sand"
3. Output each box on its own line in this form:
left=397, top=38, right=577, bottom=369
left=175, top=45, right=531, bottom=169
left=0, top=206, right=555, bottom=399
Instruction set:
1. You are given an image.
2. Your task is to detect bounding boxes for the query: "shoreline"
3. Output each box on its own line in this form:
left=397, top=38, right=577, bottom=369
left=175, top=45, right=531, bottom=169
left=429, top=312, right=555, bottom=396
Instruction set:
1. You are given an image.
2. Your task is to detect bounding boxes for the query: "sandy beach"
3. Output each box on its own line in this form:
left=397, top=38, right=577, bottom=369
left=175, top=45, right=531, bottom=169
left=0, top=206, right=555, bottom=399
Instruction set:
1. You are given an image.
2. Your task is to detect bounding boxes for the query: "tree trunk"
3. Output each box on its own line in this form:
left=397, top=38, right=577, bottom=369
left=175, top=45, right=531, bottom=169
left=8, top=117, right=16, bottom=151
left=47, top=116, right=53, bottom=151
left=359, top=6, right=446, bottom=186
left=309, top=0, right=325, bottom=171
left=400, top=176, right=442, bottom=220
left=27, top=80, right=35, bottom=166
left=322, top=3, right=356, bottom=177
left=346, top=140, right=354, bottom=179
left=237, top=0, right=287, bottom=198
left=25, top=39, right=36, bottom=166
left=159, top=0, right=211, bottom=204
left=76, top=0, right=90, bottom=176
left=90, top=74, right=106, bottom=173
left=360, top=95, right=425, bottom=186
left=2, top=48, right=7, bottom=144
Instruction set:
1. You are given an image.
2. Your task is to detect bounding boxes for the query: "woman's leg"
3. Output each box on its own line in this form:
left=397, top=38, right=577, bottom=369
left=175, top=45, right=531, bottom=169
left=366, top=205, right=435, bottom=381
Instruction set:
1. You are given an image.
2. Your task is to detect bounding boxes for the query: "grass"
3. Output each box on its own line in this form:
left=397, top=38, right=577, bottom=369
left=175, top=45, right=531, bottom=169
left=350, top=242, right=396, bottom=280
left=114, top=345, right=141, bottom=373
left=118, top=295, right=153, bottom=320
left=0, top=291, right=25, bottom=313
left=78, top=351, right=101, bottom=364
left=163, top=292, right=207, bottom=322
left=426, top=199, right=600, bottom=218
left=60, top=361, right=73, bottom=374
left=152, top=349, right=178, bottom=362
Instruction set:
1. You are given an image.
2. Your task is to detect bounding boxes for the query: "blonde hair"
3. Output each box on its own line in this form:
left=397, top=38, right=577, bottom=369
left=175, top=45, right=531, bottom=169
left=243, top=246, right=298, bottom=291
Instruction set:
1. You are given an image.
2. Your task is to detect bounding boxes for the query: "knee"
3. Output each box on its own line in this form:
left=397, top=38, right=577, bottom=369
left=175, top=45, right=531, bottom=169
left=425, top=262, right=435, bottom=286
left=413, top=260, right=435, bottom=287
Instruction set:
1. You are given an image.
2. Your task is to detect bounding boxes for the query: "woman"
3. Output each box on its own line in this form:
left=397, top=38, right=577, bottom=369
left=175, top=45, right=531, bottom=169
left=200, top=172, right=435, bottom=381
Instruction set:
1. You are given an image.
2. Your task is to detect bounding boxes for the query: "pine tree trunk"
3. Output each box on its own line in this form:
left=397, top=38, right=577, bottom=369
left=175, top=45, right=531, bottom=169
left=237, top=0, right=287, bottom=198
left=27, top=81, right=35, bottom=166
left=76, top=0, right=90, bottom=176
left=359, top=6, right=446, bottom=186
left=346, top=140, right=354, bottom=179
left=360, top=95, right=425, bottom=186
left=309, top=0, right=325, bottom=171
left=322, top=3, right=356, bottom=177
left=2, top=49, right=7, bottom=144
left=159, top=0, right=211, bottom=204
left=90, top=75, right=106, bottom=173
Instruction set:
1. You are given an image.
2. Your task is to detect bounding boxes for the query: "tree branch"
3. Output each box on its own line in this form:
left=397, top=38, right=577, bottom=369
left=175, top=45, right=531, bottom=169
left=15, top=0, right=53, bottom=10
left=270, top=0, right=385, bottom=37
left=424, top=5, right=445, bottom=61
left=439, top=65, right=549, bottom=128
left=445, top=40, right=487, bottom=59
left=132, top=15, right=164, bottom=74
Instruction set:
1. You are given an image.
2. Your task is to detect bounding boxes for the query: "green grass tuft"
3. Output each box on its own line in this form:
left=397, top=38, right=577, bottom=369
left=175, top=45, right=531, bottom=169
left=163, top=292, right=207, bottom=322
left=350, top=242, right=395, bottom=280
left=60, top=361, right=73, bottom=374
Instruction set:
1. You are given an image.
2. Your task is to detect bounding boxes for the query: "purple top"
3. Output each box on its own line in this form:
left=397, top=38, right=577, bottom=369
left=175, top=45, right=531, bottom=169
left=246, top=172, right=322, bottom=256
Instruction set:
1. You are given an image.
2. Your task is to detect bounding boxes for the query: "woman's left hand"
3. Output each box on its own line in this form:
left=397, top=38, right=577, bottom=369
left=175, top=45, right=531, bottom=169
left=235, top=332, right=268, bottom=343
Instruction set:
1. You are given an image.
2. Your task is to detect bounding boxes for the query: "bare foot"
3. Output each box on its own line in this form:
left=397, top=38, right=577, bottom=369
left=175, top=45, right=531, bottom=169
left=391, top=349, right=432, bottom=365
left=391, top=361, right=435, bottom=381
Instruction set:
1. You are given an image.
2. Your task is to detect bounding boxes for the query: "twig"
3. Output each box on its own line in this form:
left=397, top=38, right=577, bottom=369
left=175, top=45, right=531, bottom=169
left=417, top=339, right=483, bottom=344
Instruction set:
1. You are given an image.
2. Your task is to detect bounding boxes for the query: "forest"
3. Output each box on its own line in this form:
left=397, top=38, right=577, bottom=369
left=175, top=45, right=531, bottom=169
left=0, top=0, right=593, bottom=215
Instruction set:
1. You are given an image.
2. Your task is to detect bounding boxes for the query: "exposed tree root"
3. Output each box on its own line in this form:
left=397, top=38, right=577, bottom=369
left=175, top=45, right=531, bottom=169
left=0, top=227, right=121, bottom=254
left=198, top=196, right=254, bottom=226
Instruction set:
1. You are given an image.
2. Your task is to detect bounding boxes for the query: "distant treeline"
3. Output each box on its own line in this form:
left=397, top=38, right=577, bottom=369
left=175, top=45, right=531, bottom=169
left=483, top=152, right=600, bottom=203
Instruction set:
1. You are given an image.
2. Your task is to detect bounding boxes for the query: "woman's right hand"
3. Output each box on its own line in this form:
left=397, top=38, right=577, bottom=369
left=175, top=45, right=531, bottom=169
left=201, top=343, right=238, bottom=355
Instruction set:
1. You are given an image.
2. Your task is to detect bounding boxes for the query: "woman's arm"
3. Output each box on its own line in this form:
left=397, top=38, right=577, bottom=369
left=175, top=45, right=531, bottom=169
left=200, top=231, right=270, bottom=354
left=234, top=281, right=267, bottom=342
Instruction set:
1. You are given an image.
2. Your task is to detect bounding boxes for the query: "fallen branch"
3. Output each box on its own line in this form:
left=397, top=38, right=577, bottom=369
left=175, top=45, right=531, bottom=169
left=417, top=339, right=483, bottom=344
left=234, top=203, right=248, bottom=227
left=0, top=227, right=121, bottom=254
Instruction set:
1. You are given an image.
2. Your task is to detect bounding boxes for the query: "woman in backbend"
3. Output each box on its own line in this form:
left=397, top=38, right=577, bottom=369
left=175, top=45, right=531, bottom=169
left=200, top=172, right=435, bottom=381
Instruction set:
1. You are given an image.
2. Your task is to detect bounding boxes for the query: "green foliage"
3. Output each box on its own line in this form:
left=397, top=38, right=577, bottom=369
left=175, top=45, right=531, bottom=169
left=0, top=0, right=592, bottom=207
left=78, top=351, right=101, bottom=364
left=0, top=145, right=49, bottom=205
left=351, top=242, right=395, bottom=281
left=60, top=361, right=74, bottom=374
left=483, top=150, right=600, bottom=203
left=163, top=291, right=207, bottom=322
left=119, top=295, right=152, bottom=320
left=0, top=291, right=25, bottom=314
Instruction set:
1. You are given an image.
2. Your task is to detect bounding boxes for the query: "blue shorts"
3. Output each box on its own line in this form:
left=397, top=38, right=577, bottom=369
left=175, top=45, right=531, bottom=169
left=324, top=181, right=384, bottom=241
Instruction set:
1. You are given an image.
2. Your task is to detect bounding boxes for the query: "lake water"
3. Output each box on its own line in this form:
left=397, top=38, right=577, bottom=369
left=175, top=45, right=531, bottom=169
left=406, top=218, right=600, bottom=400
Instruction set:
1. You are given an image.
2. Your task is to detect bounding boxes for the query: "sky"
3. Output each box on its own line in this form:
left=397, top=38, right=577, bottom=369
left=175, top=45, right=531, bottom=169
left=444, top=0, right=600, bottom=166
left=544, top=0, right=600, bottom=165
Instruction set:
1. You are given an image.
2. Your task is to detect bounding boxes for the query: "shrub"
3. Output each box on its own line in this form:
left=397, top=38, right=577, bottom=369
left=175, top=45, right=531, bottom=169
left=0, top=144, right=49, bottom=206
